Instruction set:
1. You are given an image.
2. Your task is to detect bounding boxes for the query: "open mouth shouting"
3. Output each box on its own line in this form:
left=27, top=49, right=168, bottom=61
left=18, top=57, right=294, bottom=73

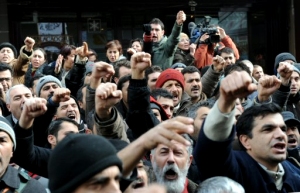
left=288, top=136, right=298, bottom=148
left=272, top=142, right=286, bottom=154
left=67, top=112, right=76, bottom=120
left=131, top=178, right=145, bottom=189
left=164, top=168, right=178, bottom=181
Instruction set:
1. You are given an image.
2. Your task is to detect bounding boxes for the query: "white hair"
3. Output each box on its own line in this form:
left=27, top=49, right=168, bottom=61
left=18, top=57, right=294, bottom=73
left=6, top=84, right=31, bottom=104
left=198, top=176, right=245, bottom=193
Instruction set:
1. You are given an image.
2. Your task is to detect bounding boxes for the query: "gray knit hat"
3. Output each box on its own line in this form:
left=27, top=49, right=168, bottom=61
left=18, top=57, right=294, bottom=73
left=36, top=75, right=62, bottom=97
left=0, top=116, right=16, bottom=150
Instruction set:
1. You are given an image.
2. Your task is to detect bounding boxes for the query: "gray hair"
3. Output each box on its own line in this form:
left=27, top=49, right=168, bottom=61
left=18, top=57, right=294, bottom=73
left=187, top=98, right=216, bottom=119
left=6, top=84, right=31, bottom=104
left=198, top=176, right=245, bottom=193
left=151, top=134, right=193, bottom=156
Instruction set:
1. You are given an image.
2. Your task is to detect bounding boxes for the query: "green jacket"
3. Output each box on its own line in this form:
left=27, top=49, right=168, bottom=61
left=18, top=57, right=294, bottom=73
left=152, top=22, right=182, bottom=70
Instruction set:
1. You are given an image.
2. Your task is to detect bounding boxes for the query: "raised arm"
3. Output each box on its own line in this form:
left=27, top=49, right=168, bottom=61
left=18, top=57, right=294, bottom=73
left=118, top=116, right=193, bottom=176
left=94, top=82, right=129, bottom=142
left=12, top=97, right=51, bottom=177
left=204, top=71, right=257, bottom=141
left=126, top=52, right=160, bottom=139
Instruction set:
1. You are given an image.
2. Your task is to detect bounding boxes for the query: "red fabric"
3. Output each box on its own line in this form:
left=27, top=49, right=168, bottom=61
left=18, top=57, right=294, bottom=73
left=182, top=178, right=189, bottom=193
left=155, top=69, right=185, bottom=89
left=150, top=96, right=169, bottom=120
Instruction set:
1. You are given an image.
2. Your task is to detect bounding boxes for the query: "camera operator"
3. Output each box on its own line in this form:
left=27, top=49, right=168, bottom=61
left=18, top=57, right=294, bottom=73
left=194, top=26, right=239, bottom=70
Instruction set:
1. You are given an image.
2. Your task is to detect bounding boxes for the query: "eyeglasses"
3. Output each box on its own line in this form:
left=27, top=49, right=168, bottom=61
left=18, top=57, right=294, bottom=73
left=0, top=78, right=12, bottom=82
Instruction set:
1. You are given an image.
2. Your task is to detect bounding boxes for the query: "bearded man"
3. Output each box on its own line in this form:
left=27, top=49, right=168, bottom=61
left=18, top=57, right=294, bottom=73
left=150, top=134, right=199, bottom=193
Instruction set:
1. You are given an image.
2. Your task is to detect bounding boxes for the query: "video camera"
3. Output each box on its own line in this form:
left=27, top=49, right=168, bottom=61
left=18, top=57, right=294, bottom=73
left=188, top=16, right=220, bottom=45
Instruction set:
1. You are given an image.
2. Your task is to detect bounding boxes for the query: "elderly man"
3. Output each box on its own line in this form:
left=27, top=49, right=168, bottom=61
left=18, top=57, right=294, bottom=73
left=150, top=134, right=198, bottom=193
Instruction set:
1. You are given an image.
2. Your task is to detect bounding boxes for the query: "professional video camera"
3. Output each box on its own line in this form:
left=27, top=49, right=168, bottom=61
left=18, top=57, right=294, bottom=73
left=188, top=16, right=220, bottom=45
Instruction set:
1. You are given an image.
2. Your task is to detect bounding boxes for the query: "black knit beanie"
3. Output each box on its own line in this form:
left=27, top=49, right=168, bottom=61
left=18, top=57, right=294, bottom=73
left=0, top=42, right=18, bottom=59
left=274, top=52, right=296, bottom=71
left=48, top=134, right=123, bottom=193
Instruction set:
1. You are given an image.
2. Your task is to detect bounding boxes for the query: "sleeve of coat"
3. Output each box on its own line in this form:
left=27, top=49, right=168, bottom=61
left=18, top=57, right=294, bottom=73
left=12, top=123, right=51, bottom=178
left=194, top=44, right=214, bottom=69
left=201, top=65, right=222, bottom=98
left=12, top=46, right=32, bottom=76
left=221, top=35, right=240, bottom=60
left=164, top=22, right=182, bottom=56
left=94, top=106, right=129, bottom=143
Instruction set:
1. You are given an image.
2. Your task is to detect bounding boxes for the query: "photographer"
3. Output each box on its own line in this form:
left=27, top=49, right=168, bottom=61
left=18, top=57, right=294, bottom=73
left=194, top=26, right=239, bottom=70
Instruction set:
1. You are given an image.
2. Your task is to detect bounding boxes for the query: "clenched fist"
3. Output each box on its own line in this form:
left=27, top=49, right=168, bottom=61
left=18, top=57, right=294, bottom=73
left=176, top=11, right=186, bottom=25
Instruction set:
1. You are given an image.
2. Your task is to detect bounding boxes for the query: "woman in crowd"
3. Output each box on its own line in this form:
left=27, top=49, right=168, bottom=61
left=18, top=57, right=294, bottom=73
left=24, top=47, right=48, bottom=87
left=126, top=38, right=144, bottom=60
left=173, top=32, right=196, bottom=67
left=105, top=39, right=126, bottom=66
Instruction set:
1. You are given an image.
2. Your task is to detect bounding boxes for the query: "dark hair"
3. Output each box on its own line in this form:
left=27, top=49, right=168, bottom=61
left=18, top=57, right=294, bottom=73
left=181, top=66, right=201, bottom=76
left=187, top=98, right=216, bottom=119
left=48, top=117, right=80, bottom=137
left=117, top=74, right=131, bottom=90
left=33, top=47, right=48, bottom=63
left=88, top=48, right=97, bottom=57
left=29, top=74, right=44, bottom=88
left=219, top=47, right=235, bottom=57
left=105, top=40, right=123, bottom=55
left=236, top=103, right=282, bottom=150
left=129, top=38, right=143, bottom=49
left=76, top=85, right=87, bottom=103
left=113, top=59, right=131, bottom=79
left=151, top=88, right=173, bottom=100
left=224, top=61, right=251, bottom=77
left=149, top=18, right=164, bottom=30
left=60, top=44, right=76, bottom=60
left=0, top=63, right=13, bottom=76
left=145, top=66, right=162, bottom=81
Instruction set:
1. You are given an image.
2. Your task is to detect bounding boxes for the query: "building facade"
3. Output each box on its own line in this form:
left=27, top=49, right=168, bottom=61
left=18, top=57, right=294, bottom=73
left=1, top=0, right=299, bottom=74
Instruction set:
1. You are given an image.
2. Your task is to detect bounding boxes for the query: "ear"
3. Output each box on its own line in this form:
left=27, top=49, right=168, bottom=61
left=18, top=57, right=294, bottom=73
left=6, top=104, right=11, bottom=112
left=188, top=155, right=193, bottom=167
left=85, top=128, right=93, bottom=134
left=239, top=134, right=251, bottom=150
left=52, top=115, right=57, bottom=121
left=114, top=77, right=119, bottom=85
left=78, top=101, right=84, bottom=109
left=150, top=153, right=154, bottom=164
left=48, top=135, right=57, bottom=147
left=162, top=30, right=165, bottom=36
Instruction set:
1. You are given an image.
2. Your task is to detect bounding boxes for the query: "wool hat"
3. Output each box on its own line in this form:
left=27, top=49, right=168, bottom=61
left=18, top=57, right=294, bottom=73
left=0, top=42, right=18, bottom=59
left=171, top=62, right=187, bottom=69
left=48, top=134, right=123, bottom=193
left=150, top=96, right=169, bottom=120
left=0, top=116, right=16, bottom=150
left=85, top=61, right=94, bottom=76
left=155, top=68, right=184, bottom=89
left=293, top=65, right=300, bottom=76
left=282, top=111, right=300, bottom=130
left=36, top=75, right=62, bottom=97
left=274, top=52, right=296, bottom=71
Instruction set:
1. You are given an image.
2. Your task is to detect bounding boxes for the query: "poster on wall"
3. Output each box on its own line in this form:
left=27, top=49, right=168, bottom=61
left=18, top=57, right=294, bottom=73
left=38, top=23, right=63, bottom=35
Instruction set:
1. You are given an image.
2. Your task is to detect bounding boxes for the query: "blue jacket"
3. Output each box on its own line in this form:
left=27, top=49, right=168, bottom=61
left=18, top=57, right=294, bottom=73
left=194, top=124, right=300, bottom=193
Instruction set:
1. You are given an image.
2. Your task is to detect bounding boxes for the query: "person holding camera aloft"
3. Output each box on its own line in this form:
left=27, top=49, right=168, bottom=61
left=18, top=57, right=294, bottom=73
left=194, top=26, right=239, bottom=70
